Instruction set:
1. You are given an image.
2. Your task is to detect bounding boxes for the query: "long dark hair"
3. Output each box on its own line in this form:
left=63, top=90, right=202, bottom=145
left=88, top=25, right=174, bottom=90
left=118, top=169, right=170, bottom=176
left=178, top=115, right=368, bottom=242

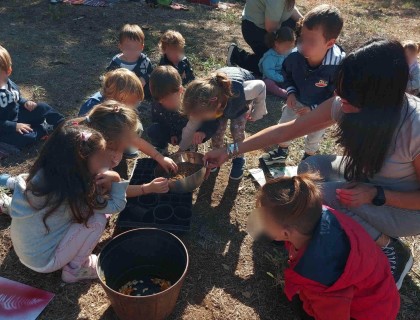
left=335, top=39, right=409, bottom=181
left=25, top=124, right=106, bottom=231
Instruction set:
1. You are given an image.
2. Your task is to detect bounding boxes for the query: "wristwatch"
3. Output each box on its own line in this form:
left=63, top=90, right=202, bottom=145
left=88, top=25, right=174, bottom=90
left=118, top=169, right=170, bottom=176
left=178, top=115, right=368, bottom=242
left=372, top=186, right=386, bottom=206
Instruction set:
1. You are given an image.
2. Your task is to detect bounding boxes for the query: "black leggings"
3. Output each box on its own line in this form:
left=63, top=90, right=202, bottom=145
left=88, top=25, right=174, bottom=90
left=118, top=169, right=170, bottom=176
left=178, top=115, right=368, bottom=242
left=235, top=19, right=297, bottom=75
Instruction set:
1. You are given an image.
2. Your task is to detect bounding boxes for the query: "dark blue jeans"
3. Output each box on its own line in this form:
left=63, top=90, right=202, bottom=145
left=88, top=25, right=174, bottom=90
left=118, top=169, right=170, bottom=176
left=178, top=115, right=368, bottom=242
left=0, top=102, right=64, bottom=149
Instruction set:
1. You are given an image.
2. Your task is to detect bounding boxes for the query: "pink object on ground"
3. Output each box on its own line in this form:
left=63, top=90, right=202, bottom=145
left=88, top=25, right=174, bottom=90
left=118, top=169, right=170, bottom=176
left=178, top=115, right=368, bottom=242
left=264, top=78, right=287, bottom=98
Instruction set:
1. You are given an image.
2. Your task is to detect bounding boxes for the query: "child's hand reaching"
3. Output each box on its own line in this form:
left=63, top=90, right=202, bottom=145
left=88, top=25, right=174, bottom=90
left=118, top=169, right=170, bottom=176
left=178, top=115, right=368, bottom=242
left=16, top=123, right=33, bottom=134
left=296, top=106, right=311, bottom=116
left=96, top=170, right=121, bottom=194
left=24, top=101, right=37, bottom=111
left=156, top=154, right=178, bottom=173
left=193, top=131, right=206, bottom=145
left=144, top=177, right=169, bottom=194
left=170, top=136, right=179, bottom=146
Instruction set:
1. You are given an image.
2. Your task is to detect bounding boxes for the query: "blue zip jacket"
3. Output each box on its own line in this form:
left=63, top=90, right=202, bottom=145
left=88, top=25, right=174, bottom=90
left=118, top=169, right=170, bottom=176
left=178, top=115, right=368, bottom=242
left=78, top=92, right=103, bottom=116
left=283, top=45, right=345, bottom=109
left=159, top=55, right=195, bottom=86
left=0, top=79, right=28, bottom=133
left=258, top=49, right=290, bottom=83
left=107, top=53, right=153, bottom=83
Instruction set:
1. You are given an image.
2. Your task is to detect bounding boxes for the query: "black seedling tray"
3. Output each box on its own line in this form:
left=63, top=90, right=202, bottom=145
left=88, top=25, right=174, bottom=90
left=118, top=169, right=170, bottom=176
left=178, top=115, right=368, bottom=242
left=116, top=158, right=193, bottom=234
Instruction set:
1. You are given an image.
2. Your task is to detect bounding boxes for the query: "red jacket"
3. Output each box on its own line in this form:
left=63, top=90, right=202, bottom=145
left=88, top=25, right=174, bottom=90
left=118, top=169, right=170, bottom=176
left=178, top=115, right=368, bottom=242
left=284, top=206, right=400, bottom=320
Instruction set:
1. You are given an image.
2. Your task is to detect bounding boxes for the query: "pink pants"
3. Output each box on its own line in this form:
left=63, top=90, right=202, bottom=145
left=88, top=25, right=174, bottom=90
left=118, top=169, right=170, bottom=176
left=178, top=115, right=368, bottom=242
left=264, top=78, right=287, bottom=98
left=38, top=213, right=107, bottom=272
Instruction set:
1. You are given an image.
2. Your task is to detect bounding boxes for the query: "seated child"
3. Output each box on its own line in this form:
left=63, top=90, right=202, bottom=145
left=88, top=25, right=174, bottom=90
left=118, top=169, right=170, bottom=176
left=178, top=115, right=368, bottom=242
left=403, top=40, right=420, bottom=96
left=181, top=66, right=267, bottom=180
left=78, top=68, right=144, bottom=116
left=0, top=45, right=64, bottom=149
left=249, top=173, right=400, bottom=320
left=262, top=5, right=345, bottom=164
left=107, top=24, right=153, bottom=98
left=10, top=124, right=128, bottom=283
left=258, top=27, right=296, bottom=98
left=147, top=66, right=218, bottom=154
left=158, top=30, right=195, bottom=86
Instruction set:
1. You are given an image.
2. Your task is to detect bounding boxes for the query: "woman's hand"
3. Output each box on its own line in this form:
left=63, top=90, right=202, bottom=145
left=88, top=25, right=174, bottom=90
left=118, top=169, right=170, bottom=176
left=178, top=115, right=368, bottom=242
left=157, top=155, right=178, bottom=173
left=336, top=183, right=377, bottom=208
left=203, top=148, right=229, bottom=168
left=144, top=177, right=169, bottom=194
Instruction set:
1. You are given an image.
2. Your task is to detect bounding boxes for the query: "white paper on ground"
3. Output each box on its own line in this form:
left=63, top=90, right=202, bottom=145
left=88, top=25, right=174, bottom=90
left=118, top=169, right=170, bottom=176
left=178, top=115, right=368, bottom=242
left=249, top=166, right=298, bottom=186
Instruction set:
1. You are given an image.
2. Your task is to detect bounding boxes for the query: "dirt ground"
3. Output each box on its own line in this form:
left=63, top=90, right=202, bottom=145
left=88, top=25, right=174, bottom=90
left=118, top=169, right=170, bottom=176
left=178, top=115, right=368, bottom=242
left=0, top=0, right=419, bottom=319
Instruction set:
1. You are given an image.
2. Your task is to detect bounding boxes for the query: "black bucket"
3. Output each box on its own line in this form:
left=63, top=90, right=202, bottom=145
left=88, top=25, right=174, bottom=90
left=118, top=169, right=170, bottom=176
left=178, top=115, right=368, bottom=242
left=97, top=228, right=189, bottom=320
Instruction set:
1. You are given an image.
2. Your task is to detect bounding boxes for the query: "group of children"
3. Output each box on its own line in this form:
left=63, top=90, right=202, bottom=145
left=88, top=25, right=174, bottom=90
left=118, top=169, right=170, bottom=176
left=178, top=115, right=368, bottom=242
left=0, top=3, right=419, bottom=319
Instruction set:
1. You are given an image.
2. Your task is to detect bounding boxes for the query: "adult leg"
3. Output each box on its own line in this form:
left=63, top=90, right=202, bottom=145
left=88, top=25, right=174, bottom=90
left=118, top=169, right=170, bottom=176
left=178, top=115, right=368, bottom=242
left=232, top=20, right=268, bottom=75
left=298, top=154, right=345, bottom=182
left=263, top=78, right=287, bottom=98
left=39, top=213, right=107, bottom=282
left=243, top=80, right=267, bottom=121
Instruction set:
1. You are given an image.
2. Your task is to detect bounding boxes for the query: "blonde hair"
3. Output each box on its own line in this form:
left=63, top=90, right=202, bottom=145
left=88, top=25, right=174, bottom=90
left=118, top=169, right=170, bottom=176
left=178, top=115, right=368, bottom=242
left=0, top=45, right=12, bottom=73
left=102, top=69, right=144, bottom=103
left=183, top=72, right=233, bottom=115
left=159, top=30, right=186, bottom=52
left=119, top=24, right=145, bottom=45
left=402, top=40, right=420, bottom=55
left=73, top=100, right=141, bottom=147
left=257, top=173, right=323, bottom=236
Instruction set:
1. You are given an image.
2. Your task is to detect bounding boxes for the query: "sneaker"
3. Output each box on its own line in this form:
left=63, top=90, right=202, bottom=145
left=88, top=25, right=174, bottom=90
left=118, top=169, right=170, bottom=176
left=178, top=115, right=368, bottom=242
left=61, top=254, right=99, bottom=283
left=230, top=157, right=246, bottom=180
left=261, top=147, right=289, bottom=165
left=302, top=152, right=313, bottom=161
left=123, top=147, right=140, bottom=159
left=382, top=238, right=413, bottom=290
left=226, top=43, right=238, bottom=66
left=0, top=192, right=12, bottom=215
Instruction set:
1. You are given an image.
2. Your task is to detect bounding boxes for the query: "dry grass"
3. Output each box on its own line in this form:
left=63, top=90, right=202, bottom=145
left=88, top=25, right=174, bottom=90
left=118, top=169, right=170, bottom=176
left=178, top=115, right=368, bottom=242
left=0, top=0, right=419, bottom=319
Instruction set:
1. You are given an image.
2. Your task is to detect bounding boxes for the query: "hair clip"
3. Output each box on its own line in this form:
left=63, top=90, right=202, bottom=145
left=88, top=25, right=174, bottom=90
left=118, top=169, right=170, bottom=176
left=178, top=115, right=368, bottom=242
left=81, top=131, right=92, bottom=142
left=71, top=121, right=79, bottom=126
left=113, top=106, right=121, bottom=112
left=85, top=116, right=91, bottom=123
left=209, top=97, right=218, bottom=102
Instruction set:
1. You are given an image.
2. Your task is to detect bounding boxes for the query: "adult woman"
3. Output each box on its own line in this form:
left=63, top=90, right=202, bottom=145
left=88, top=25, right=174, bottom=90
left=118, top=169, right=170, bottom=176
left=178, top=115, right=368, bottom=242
left=227, top=0, right=302, bottom=75
left=206, top=39, right=420, bottom=289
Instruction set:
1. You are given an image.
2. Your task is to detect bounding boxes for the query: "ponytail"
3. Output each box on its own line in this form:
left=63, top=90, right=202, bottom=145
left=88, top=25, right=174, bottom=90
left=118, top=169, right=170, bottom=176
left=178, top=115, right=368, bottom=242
left=183, top=72, right=233, bottom=116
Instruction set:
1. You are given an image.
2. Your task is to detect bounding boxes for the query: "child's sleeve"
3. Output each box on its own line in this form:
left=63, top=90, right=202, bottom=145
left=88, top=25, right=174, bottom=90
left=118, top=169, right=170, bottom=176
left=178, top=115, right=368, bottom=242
left=407, top=64, right=420, bottom=93
left=0, top=119, right=17, bottom=133
left=106, top=59, right=119, bottom=72
left=262, top=58, right=284, bottom=83
left=184, top=58, right=195, bottom=84
left=178, top=119, right=203, bottom=151
left=198, top=119, right=219, bottom=139
left=94, top=181, right=129, bottom=215
left=9, top=80, right=27, bottom=106
left=140, top=58, right=154, bottom=83
left=298, top=287, right=354, bottom=320
left=282, top=56, right=296, bottom=96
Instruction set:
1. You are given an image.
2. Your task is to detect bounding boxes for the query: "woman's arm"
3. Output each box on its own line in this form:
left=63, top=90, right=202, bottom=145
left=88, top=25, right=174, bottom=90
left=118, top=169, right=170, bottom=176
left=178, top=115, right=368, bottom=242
left=291, top=6, right=303, bottom=21
left=204, top=97, right=335, bottom=166
left=265, top=19, right=279, bottom=33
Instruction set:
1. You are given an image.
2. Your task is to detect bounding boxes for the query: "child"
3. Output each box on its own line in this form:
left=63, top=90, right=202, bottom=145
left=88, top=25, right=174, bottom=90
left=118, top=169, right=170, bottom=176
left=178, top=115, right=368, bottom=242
left=10, top=124, right=128, bottom=283
left=262, top=5, right=345, bottom=164
left=0, top=45, right=64, bottom=149
left=106, top=24, right=153, bottom=98
left=158, top=30, right=195, bottom=86
left=258, top=27, right=296, bottom=98
left=181, top=67, right=267, bottom=179
left=147, top=66, right=218, bottom=154
left=78, top=68, right=144, bottom=116
left=403, top=40, right=420, bottom=96
left=249, top=173, right=400, bottom=320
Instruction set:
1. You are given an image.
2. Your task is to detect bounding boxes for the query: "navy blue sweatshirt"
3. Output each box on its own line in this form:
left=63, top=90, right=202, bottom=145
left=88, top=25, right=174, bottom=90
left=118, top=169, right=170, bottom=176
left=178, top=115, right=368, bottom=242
left=107, top=53, right=153, bottom=83
left=217, top=67, right=255, bottom=119
left=282, top=45, right=345, bottom=109
left=78, top=92, right=103, bottom=116
left=159, top=55, right=195, bottom=86
left=0, top=79, right=28, bottom=133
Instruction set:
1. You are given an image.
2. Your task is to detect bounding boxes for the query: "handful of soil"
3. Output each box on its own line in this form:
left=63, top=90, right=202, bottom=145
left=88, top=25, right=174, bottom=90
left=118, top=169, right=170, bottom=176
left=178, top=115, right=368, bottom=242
left=119, top=277, right=172, bottom=296
left=167, top=163, right=203, bottom=181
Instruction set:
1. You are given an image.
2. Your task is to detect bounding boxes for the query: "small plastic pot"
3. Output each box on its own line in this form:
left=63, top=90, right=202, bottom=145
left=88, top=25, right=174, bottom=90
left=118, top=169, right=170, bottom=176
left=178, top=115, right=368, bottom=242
left=173, top=207, right=192, bottom=226
left=153, top=205, right=174, bottom=224
left=138, top=194, right=158, bottom=207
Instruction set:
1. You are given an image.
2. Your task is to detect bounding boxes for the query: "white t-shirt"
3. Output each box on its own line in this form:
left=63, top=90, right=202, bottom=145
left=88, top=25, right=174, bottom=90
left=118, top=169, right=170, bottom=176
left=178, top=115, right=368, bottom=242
left=331, top=95, right=420, bottom=192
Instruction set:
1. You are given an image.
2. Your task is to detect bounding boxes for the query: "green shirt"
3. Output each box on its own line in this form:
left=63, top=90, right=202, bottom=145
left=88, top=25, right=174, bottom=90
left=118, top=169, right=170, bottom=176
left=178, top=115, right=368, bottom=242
left=242, top=0, right=294, bottom=29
